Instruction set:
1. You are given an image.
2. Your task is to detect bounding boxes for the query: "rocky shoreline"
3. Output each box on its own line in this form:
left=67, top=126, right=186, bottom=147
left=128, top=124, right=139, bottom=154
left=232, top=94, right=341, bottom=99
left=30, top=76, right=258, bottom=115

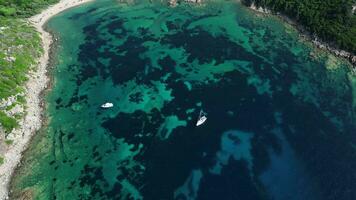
left=246, top=2, right=356, bottom=70
left=0, top=0, right=92, bottom=199
left=168, top=0, right=202, bottom=7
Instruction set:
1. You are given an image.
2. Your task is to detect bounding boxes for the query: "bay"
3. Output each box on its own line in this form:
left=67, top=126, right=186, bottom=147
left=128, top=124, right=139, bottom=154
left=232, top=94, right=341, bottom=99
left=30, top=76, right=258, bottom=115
left=11, top=0, right=356, bottom=199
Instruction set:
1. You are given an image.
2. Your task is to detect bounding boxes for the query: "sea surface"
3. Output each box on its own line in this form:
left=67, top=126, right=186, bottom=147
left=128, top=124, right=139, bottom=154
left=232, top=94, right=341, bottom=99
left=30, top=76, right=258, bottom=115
left=11, top=0, right=356, bottom=199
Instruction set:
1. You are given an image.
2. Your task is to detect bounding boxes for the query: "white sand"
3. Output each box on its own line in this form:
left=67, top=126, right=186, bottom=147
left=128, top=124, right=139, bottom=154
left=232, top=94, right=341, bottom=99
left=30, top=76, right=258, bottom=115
left=0, top=0, right=92, bottom=199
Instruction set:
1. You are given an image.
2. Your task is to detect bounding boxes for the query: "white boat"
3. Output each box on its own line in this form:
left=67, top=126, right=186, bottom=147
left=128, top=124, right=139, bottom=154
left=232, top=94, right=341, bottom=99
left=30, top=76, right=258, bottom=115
left=196, top=110, right=207, bottom=126
left=101, top=102, right=113, bottom=108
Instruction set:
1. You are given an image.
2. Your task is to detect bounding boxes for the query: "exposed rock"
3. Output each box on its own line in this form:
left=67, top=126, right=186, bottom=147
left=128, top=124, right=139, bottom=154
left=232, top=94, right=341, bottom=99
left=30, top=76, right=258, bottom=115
left=352, top=56, right=356, bottom=63
left=0, top=26, right=8, bottom=33
left=4, top=56, right=16, bottom=62
left=249, top=3, right=270, bottom=14
left=0, top=96, right=16, bottom=109
left=169, top=0, right=202, bottom=7
left=6, top=104, right=24, bottom=117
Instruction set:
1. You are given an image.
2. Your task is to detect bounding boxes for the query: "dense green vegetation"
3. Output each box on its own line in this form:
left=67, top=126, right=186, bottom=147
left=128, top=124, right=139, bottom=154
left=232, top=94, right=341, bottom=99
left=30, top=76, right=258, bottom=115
left=0, top=0, right=58, bottom=17
left=0, top=111, right=18, bottom=133
left=242, top=0, right=356, bottom=54
left=0, top=1, right=55, bottom=134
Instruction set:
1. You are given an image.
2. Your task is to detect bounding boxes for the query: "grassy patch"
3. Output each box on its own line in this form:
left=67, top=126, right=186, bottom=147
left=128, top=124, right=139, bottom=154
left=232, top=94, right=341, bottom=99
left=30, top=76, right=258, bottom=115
left=0, top=156, right=4, bottom=165
left=5, top=139, right=13, bottom=145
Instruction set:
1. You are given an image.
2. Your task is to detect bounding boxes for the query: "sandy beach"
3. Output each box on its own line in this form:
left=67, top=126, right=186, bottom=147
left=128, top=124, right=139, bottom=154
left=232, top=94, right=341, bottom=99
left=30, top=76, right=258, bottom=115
left=0, top=0, right=92, bottom=199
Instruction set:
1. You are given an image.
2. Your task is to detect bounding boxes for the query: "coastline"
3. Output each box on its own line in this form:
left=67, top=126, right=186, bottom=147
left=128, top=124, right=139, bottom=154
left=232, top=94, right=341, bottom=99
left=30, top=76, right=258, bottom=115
left=0, top=0, right=354, bottom=199
left=246, top=2, right=356, bottom=69
left=0, top=0, right=92, bottom=199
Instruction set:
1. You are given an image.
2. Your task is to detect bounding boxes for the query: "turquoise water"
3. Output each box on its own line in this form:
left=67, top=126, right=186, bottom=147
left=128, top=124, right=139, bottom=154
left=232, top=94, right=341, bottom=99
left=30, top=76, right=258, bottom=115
left=11, top=0, right=356, bottom=199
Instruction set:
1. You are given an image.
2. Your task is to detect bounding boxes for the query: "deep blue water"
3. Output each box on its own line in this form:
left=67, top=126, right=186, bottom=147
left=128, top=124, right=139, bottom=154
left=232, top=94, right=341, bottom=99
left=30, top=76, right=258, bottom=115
left=12, top=0, right=356, bottom=199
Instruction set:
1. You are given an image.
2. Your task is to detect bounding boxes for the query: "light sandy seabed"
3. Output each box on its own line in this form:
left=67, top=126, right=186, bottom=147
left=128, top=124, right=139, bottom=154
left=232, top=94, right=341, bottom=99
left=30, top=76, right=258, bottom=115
left=0, top=0, right=92, bottom=199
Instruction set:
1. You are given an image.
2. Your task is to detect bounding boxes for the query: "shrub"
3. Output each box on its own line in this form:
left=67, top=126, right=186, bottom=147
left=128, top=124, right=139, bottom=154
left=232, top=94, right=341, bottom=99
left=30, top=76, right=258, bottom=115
left=0, top=111, right=18, bottom=133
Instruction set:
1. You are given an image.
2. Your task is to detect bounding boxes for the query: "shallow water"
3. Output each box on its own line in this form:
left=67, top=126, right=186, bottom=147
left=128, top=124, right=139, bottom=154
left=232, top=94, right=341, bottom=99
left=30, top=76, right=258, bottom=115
left=11, top=0, right=356, bottom=199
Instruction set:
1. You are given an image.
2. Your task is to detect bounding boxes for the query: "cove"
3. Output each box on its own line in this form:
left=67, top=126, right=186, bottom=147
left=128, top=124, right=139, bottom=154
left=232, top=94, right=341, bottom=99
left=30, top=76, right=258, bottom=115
left=11, top=0, right=356, bottom=199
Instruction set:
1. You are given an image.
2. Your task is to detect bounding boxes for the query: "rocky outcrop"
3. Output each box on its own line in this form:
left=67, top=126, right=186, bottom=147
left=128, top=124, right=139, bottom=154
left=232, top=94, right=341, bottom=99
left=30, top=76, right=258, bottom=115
left=169, top=0, right=202, bottom=7
left=249, top=2, right=270, bottom=14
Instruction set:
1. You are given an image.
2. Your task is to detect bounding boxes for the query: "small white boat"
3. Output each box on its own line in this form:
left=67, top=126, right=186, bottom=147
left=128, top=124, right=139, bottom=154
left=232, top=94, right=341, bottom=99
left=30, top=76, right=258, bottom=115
left=196, top=110, right=207, bottom=126
left=101, top=102, right=113, bottom=108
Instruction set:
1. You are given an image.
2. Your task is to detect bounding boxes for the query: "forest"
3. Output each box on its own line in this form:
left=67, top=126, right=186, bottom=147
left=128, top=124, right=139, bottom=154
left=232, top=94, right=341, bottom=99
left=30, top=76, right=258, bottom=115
left=242, top=0, right=356, bottom=54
